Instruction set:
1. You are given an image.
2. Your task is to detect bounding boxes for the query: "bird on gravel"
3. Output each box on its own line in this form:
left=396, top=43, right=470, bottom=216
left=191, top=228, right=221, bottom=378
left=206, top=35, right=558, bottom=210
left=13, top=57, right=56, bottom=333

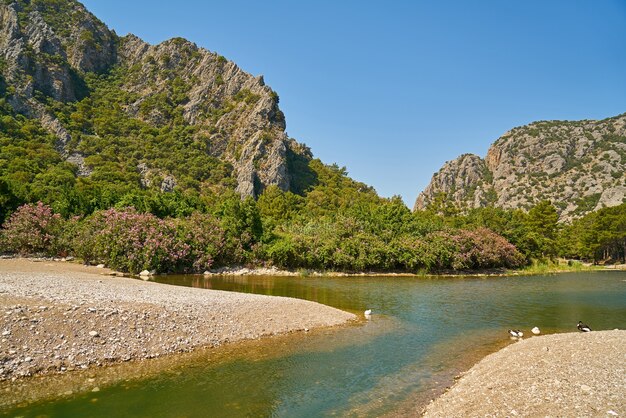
left=508, top=329, right=523, bottom=338
left=531, top=327, right=541, bottom=335
left=577, top=321, right=591, bottom=332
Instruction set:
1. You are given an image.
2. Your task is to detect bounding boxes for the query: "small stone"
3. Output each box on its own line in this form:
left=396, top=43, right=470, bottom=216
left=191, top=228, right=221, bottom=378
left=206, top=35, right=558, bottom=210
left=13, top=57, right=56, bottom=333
left=580, top=384, right=591, bottom=392
left=96, top=264, right=105, bottom=268
left=89, top=331, right=99, bottom=337
left=139, top=270, right=151, bottom=276
left=1, top=330, right=10, bottom=336
left=92, top=387, right=100, bottom=392
left=24, top=357, right=32, bottom=362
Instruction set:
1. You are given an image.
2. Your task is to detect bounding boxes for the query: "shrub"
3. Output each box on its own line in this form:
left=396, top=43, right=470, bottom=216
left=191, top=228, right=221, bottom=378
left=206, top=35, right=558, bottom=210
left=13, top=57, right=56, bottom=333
left=175, top=212, right=226, bottom=272
left=72, top=208, right=190, bottom=273
left=0, top=202, right=64, bottom=256
left=264, top=236, right=298, bottom=268
left=427, top=228, right=525, bottom=270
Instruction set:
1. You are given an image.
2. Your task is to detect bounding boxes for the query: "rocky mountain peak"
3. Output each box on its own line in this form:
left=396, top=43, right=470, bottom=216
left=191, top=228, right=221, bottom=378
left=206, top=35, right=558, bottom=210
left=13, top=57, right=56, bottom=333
left=415, top=115, right=626, bottom=221
left=0, top=0, right=306, bottom=198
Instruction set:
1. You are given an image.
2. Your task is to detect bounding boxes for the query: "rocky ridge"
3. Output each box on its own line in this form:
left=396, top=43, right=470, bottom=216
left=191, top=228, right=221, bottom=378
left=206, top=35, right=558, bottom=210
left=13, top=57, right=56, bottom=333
left=0, top=0, right=307, bottom=197
left=415, top=115, right=626, bottom=220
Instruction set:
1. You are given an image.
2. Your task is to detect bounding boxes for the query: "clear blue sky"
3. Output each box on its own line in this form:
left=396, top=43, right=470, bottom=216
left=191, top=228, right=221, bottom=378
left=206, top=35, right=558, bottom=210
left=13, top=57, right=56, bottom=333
left=81, top=0, right=626, bottom=207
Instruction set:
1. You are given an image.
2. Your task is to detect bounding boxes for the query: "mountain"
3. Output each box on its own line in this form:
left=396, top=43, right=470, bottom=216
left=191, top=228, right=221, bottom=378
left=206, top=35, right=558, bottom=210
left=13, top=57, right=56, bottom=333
left=415, top=115, right=626, bottom=221
left=0, top=0, right=315, bottom=200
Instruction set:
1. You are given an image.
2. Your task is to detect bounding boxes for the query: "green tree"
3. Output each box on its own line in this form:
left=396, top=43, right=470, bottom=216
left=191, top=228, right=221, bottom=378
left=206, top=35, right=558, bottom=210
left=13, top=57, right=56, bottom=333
left=524, top=200, right=559, bottom=258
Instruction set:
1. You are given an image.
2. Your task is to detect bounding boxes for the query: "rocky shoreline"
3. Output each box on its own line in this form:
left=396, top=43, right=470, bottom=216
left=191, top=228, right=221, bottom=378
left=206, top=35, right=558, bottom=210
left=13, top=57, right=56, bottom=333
left=0, top=259, right=356, bottom=383
left=422, top=330, right=626, bottom=417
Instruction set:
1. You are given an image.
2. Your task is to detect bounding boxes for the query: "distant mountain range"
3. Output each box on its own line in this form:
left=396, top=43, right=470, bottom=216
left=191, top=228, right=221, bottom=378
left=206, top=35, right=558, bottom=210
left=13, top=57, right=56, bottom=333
left=415, top=114, right=626, bottom=220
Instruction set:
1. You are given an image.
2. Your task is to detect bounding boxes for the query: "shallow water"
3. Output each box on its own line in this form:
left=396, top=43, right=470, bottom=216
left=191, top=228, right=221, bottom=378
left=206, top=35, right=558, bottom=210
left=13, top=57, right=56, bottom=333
left=5, top=271, right=626, bottom=417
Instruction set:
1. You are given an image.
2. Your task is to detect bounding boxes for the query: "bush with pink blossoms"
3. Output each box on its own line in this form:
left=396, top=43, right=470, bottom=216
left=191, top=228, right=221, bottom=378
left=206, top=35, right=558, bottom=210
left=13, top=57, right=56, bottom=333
left=72, top=208, right=190, bottom=273
left=426, top=228, right=525, bottom=270
left=175, top=212, right=226, bottom=272
left=0, top=202, right=65, bottom=256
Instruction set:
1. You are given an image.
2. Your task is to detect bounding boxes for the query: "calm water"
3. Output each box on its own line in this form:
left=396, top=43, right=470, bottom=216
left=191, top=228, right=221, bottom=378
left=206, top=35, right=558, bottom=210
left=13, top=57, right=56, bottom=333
left=5, top=271, right=626, bottom=417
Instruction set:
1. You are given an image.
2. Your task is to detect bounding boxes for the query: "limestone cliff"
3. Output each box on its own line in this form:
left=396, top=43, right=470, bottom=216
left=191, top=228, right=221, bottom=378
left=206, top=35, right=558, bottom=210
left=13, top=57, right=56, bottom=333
left=415, top=115, right=626, bottom=221
left=0, top=0, right=306, bottom=197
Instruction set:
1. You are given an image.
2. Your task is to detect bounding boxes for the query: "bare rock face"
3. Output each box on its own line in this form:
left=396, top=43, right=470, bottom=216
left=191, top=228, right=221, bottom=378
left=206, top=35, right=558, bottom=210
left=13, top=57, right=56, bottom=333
left=117, top=36, right=291, bottom=197
left=0, top=0, right=116, bottom=155
left=415, top=115, right=626, bottom=221
left=414, top=154, right=489, bottom=210
left=0, top=0, right=300, bottom=198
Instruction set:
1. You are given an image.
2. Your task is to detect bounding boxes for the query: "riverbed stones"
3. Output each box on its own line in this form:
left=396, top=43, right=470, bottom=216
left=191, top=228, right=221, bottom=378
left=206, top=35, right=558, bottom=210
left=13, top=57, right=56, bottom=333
left=423, top=330, right=626, bottom=417
left=0, top=258, right=356, bottom=384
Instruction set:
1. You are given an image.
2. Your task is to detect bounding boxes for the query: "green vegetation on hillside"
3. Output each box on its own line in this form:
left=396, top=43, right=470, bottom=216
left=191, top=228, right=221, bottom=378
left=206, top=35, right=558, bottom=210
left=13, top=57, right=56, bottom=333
left=0, top=0, right=623, bottom=273
left=1, top=82, right=623, bottom=272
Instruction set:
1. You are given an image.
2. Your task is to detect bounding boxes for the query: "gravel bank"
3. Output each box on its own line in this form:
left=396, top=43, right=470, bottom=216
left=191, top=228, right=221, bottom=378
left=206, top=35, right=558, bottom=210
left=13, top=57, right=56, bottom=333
left=423, top=330, right=626, bottom=417
left=0, top=259, right=356, bottom=381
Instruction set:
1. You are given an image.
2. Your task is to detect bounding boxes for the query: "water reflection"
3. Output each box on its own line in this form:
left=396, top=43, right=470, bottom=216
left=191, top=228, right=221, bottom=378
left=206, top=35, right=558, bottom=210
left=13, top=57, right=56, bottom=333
left=5, top=271, right=626, bottom=417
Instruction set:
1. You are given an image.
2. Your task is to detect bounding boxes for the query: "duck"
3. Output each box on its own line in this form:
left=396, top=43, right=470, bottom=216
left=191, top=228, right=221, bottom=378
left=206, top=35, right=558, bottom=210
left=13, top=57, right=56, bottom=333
left=508, top=329, right=523, bottom=338
left=364, top=309, right=372, bottom=316
left=577, top=321, right=591, bottom=332
left=531, top=327, right=541, bottom=335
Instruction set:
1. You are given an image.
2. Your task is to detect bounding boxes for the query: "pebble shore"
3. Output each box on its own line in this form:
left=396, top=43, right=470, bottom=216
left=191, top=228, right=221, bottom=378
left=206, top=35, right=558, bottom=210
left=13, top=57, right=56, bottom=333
left=423, top=330, right=626, bottom=417
left=0, top=259, right=356, bottom=382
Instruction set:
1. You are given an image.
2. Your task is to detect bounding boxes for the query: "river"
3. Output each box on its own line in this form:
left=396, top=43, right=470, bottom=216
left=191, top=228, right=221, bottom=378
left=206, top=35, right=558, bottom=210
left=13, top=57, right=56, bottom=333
left=5, top=271, right=626, bottom=417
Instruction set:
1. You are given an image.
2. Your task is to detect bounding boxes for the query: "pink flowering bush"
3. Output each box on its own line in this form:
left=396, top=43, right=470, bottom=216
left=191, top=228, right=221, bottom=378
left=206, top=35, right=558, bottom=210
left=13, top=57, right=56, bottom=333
left=73, top=208, right=190, bottom=273
left=175, top=213, right=226, bottom=272
left=0, top=202, right=64, bottom=256
left=426, top=228, right=525, bottom=270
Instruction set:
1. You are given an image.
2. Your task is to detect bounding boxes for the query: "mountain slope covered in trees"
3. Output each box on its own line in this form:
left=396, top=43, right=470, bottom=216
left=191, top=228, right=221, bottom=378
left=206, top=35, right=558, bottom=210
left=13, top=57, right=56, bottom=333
left=0, top=0, right=318, bottom=214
